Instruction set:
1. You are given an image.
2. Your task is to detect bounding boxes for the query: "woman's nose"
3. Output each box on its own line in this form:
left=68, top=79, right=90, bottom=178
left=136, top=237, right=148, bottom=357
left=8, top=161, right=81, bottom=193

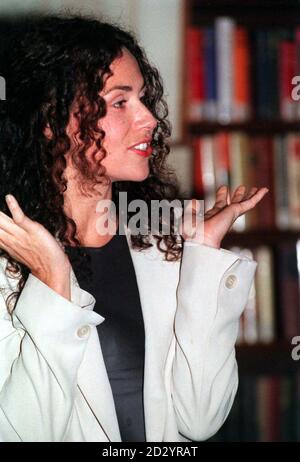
left=136, top=104, right=158, bottom=131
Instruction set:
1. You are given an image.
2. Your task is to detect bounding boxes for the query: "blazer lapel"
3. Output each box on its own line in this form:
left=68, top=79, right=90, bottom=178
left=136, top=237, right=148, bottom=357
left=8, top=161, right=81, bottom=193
left=77, top=326, right=122, bottom=442
left=123, top=225, right=180, bottom=442
left=71, top=269, right=121, bottom=442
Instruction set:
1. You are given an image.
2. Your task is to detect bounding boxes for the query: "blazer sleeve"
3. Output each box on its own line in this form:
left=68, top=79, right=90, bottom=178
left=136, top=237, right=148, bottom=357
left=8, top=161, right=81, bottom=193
left=0, top=263, right=103, bottom=442
left=170, top=242, right=257, bottom=441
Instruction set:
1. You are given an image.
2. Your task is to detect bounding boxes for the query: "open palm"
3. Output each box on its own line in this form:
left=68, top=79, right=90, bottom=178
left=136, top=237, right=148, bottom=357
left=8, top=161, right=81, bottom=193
left=182, top=185, right=269, bottom=248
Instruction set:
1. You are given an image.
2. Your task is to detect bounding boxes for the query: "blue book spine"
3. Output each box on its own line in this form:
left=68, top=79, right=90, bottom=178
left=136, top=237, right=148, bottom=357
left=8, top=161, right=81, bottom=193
left=203, top=26, right=217, bottom=119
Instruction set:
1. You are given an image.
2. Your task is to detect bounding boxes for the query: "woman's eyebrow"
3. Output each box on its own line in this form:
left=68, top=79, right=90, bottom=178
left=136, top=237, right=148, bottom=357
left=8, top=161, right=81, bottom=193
left=104, top=85, right=132, bottom=95
left=103, top=83, right=146, bottom=95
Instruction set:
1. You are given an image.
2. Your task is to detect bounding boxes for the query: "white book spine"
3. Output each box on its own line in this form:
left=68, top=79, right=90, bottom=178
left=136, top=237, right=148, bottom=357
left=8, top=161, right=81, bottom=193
left=255, top=246, right=275, bottom=343
left=215, top=17, right=235, bottom=123
left=201, top=136, right=216, bottom=211
left=229, top=132, right=246, bottom=231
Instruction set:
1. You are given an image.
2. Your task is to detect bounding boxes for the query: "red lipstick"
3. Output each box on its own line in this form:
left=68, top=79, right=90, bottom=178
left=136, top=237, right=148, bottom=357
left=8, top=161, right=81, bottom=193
left=128, top=138, right=153, bottom=157
left=129, top=146, right=153, bottom=157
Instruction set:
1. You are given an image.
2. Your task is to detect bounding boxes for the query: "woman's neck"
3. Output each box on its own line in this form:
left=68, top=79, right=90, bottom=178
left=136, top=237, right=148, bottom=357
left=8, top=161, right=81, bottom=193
left=62, top=171, right=117, bottom=247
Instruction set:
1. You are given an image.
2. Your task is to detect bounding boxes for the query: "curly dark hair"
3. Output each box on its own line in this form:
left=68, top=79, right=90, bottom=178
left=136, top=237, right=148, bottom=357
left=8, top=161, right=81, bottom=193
left=0, top=13, right=183, bottom=312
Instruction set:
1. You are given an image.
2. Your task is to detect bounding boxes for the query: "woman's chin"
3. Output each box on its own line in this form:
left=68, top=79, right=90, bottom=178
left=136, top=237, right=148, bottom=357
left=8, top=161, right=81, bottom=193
left=111, top=169, right=150, bottom=183
left=133, top=170, right=150, bottom=182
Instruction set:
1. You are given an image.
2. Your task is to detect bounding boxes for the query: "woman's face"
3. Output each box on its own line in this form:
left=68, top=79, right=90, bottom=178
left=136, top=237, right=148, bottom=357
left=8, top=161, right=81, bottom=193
left=59, top=48, right=158, bottom=187
left=97, top=48, right=158, bottom=182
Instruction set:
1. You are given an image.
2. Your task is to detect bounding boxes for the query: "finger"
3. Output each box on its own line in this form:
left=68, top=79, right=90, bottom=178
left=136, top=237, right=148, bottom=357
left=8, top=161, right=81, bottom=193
left=226, top=188, right=231, bottom=206
left=5, top=195, right=34, bottom=231
left=0, top=210, right=26, bottom=236
left=0, top=226, right=36, bottom=268
left=231, top=185, right=247, bottom=203
left=0, top=229, right=21, bottom=259
left=244, top=187, right=258, bottom=201
left=246, top=187, right=269, bottom=207
left=0, top=238, right=12, bottom=255
left=234, top=188, right=269, bottom=215
left=204, top=185, right=228, bottom=216
left=204, top=208, right=219, bottom=219
left=0, top=239, right=24, bottom=264
left=0, top=210, right=14, bottom=224
left=214, top=185, right=228, bottom=208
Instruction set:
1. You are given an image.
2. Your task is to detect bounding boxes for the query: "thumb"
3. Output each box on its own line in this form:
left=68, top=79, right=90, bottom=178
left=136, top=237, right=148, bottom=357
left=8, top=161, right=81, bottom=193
left=5, top=194, right=34, bottom=231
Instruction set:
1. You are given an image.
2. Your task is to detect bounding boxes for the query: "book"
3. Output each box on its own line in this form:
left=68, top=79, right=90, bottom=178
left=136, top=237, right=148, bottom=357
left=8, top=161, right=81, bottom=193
left=277, top=240, right=300, bottom=341
left=254, top=246, right=276, bottom=343
left=215, top=17, right=235, bottom=123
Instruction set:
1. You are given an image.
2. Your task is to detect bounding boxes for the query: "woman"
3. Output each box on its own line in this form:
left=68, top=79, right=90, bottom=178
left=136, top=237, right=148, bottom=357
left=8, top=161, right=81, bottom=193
left=0, top=15, right=267, bottom=442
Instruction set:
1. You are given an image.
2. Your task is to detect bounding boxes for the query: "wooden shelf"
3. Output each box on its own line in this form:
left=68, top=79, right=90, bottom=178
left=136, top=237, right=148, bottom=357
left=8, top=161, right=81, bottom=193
left=187, top=121, right=300, bottom=136
left=221, top=229, right=300, bottom=247
left=191, top=0, right=300, bottom=6
left=189, top=0, right=300, bottom=27
left=236, top=342, right=300, bottom=374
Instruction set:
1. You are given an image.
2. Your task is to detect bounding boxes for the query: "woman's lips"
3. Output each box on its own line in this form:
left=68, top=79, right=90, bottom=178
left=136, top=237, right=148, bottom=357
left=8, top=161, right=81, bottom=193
left=129, top=146, right=153, bottom=157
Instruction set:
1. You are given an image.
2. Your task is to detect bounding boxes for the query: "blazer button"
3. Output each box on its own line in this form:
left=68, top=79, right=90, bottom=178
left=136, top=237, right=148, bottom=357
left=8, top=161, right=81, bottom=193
left=225, top=274, right=237, bottom=289
left=77, top=325, right=91, bottom=338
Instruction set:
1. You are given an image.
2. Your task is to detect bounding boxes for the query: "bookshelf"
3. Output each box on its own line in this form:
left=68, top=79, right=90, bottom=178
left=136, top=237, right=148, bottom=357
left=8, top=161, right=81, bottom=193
left=222, top=229, right=299, bottom=246
left=189, top=121, right=300, bottom=135
left=182, top=0, right=300, bottom=441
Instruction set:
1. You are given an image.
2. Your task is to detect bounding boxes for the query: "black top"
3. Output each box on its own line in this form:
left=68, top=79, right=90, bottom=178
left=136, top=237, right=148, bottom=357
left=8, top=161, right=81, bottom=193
left=66, top=225, right=146, bottom=442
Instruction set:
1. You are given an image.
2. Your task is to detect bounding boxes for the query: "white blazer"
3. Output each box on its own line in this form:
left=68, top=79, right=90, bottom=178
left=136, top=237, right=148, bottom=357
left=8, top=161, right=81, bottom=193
left=0, top=226, right=257, bottom=442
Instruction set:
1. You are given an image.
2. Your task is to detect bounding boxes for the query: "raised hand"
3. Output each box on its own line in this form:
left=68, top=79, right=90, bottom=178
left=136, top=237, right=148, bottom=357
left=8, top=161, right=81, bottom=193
left=0, top=194, right=71, bottom=299
left=181, top=185, right=269, bottom=248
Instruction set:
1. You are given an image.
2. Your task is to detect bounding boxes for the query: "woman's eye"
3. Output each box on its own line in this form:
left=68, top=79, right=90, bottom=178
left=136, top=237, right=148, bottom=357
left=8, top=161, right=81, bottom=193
left=113, top=99, right=127, bottom=109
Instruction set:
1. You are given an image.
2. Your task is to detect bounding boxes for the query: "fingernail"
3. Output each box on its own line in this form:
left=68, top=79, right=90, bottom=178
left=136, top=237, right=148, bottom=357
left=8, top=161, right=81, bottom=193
left=5, top=194, right=13, bottom=203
